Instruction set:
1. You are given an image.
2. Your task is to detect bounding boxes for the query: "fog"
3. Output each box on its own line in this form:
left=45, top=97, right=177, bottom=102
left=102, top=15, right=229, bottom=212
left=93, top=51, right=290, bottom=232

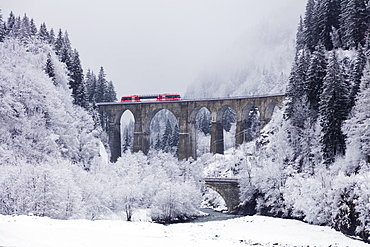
left=2, top=0, right=306, bottom=99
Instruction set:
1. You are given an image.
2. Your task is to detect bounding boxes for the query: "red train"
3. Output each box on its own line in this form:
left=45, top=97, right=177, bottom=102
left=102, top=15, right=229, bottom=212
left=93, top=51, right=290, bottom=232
left=121, top=94, right=181, bottom=102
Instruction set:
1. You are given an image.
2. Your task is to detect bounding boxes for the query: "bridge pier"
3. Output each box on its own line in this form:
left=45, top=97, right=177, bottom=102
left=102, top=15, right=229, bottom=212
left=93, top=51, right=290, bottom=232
left=133, top=132, right=143, bottom=153
left=210, top=121, right=224, bottom=155
left=235, top=120, right=245, bottom=148
left=178, top=132, right=191, bottom=160
left=109, top=122, right=121, bottom=162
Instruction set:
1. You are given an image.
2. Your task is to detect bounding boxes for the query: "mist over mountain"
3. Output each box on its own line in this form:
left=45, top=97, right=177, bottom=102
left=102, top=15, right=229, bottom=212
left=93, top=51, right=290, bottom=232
left=185, top=0, right=306, bottom=98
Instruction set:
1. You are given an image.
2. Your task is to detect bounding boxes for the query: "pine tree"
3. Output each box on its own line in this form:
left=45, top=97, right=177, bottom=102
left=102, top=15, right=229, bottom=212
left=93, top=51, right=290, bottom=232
left=95, top=67, right=107, bottom=103
left=69, top=50, right=88, bottom=109
left=222, top=107, right=236, bottom=132
left=20, top=14, right=30, bottom=41
left=200, top=110, right=211, bottom=135
left=303, top=0, right=319, bottom=52
left=44, top=53, right=56, bottom=85
left=0, top=10, right=5, bottom=42
left=154, top=133, right=162, bottom=151
left=162, top=119, right=173, bottom=153
left=105, top=81, right=117, bottom=102
left=29, top=18, right=37, bottom=36
left=319, top=50, right=349, bottom=165
left=85, top=69, right=97, bottom=103
left=305, top=43, right=327, bottom=121
left=245, top=106, right=260, bottom=142
left=59, top=31, right=72, bottom=64
left=122, top=123, right=133, bottom=153
left=285, top=48, right=311, bottom=126
left=54, top=29, right=64, bottom=58
left=344, top=61, right=370, bottom=165
left=316, top=0, right=340, bottom=50
left=347, top=46, right=366, bottom=114
left=10, top=16, right=21, bottom=38
left=49, top=28, right=55, bottom=45
left=296, top=16, right=305, bottom=53
left=340, top=0, right=368, bottom=49
left=6, top=11, right=15, bottom=35
left=38, top=22, right=49, bottom=41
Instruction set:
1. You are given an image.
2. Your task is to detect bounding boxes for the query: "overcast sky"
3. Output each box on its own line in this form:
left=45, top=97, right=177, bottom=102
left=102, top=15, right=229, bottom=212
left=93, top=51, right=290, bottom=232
left=1, top=0, right=306, bottom=99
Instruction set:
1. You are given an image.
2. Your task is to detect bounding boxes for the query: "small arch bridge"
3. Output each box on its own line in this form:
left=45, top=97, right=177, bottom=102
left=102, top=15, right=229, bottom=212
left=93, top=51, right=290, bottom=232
left=204, top=177, right=240, bottom=213
left=97, top=94, right=285, bottom=162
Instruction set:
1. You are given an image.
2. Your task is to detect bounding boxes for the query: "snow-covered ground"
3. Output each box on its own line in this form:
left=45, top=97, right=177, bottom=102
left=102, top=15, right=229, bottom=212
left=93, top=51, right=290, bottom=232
left=0, top=214, right=368, bottom=247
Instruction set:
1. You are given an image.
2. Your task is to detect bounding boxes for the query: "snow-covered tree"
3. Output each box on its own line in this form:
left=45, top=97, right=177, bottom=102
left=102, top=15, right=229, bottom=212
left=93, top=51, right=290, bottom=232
left=305, top=43, right=327, bottom=121
left=343, top=61, right=370, bottom=170
left=44, top=53, right=56, bottom=85
left=54, top=29, right=64, bottom=57
left=316, top=0, right=340, bottom=51
left=285, top=47, right=310, bottom=124
left=303, top=0, right=318, bottom=52
left=296, top=16, right=305, bottom=53
left=85, top=69, right=97, bottom=103
left=0, top=10, right=5, bottom=42
left=6, top=11, right=15, bottom=35
left=340, top=0, right=367, bottom=49
left=319, top=50, right=349, bottom=165
left=38, top=22, right=49, bottom=41
left=94, top=66, right=117, bottom=103
left=347, top=46, right=366, bottom=114
left=69, top=49, right=88, bottom=109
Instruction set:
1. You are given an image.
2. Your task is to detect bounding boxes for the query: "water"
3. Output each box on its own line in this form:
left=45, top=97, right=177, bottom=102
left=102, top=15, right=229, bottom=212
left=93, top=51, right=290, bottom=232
left=188, top=208, right=242, bottom=223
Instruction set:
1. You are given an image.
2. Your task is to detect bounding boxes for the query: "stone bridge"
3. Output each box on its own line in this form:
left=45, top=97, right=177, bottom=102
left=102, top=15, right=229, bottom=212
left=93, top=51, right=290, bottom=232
left=97, top=94, right=285, bottom=162
left=204, top=177, right=240, bottom=213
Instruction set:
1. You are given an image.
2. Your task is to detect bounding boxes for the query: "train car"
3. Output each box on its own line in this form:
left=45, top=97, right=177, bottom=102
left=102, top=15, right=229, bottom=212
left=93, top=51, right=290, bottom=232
left=121, top=94, right=181, bottom=102
left=156, top=94, right=181, bottom=101
left=121, top=95, right=141, bottom=102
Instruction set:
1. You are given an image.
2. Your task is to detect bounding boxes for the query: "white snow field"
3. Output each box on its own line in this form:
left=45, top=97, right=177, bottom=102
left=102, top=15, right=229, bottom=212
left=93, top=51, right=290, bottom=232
left=0, top=214, right=368, bottom=247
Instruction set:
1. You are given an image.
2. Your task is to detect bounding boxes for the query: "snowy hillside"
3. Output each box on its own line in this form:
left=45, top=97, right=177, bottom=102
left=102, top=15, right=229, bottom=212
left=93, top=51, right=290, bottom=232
left=0, top=214, right=367, bottom=247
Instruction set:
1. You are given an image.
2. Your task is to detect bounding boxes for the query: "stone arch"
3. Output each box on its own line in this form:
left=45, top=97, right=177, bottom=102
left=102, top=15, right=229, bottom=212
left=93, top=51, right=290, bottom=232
left=264, top=101, right=279, bottom=124
left=190, top=106, right=212, bottom=158
left=210, top=105, right=237, bottom=154
left=221, top=105, right=237, bottom=152
left=240, top=104, right=261, bottom=143
left=108, top=108, right=139, bottom=162
left=143, top=108, right=180, bottom=156
left=120, top=110, right=135, bottom=153
left=114, top=108, right=136, bottom=125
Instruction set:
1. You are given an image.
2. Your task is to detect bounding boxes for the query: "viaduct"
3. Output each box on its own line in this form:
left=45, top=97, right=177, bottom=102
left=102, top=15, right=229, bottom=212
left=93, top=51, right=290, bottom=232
left=97, top=94, right=285, bottom=162
left=97, top=94, right=285, bottom=213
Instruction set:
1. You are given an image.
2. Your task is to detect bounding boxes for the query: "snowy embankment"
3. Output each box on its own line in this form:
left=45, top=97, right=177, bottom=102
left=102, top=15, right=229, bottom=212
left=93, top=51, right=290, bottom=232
left=0, top=214, right=367, bottom=247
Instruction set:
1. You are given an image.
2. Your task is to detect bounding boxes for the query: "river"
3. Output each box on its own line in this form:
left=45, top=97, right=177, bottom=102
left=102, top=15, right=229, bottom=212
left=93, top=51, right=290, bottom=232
left=188, top=208, right=241, bottom=223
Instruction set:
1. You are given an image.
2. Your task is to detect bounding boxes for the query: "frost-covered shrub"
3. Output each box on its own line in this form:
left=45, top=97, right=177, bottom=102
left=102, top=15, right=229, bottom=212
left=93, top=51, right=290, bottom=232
left=284, top=171, right=333, bottom=224
left=354, top=172, right=370, bottom=243
left=0, top=160, right=84, bottom=219
left=84, top=151, right=202, bottom=222
left=151, top=180, right=201, bottom=222
left=331, top=174, right=358, bottom=235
